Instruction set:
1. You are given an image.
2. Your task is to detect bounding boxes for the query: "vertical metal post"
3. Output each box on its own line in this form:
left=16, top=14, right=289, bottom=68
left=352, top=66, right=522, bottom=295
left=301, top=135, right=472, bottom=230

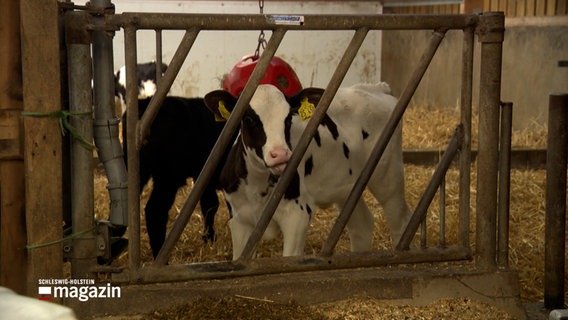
left=497, top=102, right=512, bottom=269
left=124, top=26, right=141, bottom=276
left=66, top=11, right=98, bottom=278
left=475, top=12, right=504, bottom=271
left=459, top=26, right=474, bottom=248
left=155, top=29, right=163, bottom=84
left=420, top=219, right=427, bottom=249
left=439, top=178, right=446, bottom=248
left=544, top=93, right=568, bottom=309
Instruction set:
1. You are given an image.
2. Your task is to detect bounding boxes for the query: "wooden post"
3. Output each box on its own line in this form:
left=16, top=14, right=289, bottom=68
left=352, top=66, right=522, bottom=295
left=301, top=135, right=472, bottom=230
left=20, top=0, right=64, bottom=295
left=0, top=0, right=27, bottom=294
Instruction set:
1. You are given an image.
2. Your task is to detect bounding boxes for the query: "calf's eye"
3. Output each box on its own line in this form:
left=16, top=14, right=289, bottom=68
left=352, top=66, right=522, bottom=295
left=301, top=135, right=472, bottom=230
left=243, top=115, right=256, bottom=127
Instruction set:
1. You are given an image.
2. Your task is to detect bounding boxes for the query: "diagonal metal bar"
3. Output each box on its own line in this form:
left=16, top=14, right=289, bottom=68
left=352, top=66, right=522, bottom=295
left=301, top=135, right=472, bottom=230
left=320, top=29, right=448, bottom=257
left=138, top=28, right=200, bottom=149
left=238, top=27, right=370, bottom=261
left=154, top=28, right=288, bottom=266
left=396, top=125, right=462, bottom=251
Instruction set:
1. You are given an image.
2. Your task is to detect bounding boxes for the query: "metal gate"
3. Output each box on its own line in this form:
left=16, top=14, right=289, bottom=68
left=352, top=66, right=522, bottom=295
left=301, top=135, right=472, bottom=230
left=63, top=1, right=506, bottom=285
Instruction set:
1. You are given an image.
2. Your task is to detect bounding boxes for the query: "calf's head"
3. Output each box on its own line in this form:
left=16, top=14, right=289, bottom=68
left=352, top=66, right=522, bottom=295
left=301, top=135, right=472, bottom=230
left=114, top=61, right=168, bottom=106
left=204, top=84, right=323, bottom=176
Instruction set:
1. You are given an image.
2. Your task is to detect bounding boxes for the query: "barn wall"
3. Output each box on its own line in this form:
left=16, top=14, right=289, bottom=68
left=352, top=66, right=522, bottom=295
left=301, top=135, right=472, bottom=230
left=385, top=0, right=568, bottom=16
left=109, top=0, right=384, bottom=97
left=382, top=16, right=568, bottom=129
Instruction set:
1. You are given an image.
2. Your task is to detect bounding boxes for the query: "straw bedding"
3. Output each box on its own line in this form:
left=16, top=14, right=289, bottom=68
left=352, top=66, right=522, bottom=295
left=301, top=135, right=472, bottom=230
left=94, top=106, right=559, bottom=318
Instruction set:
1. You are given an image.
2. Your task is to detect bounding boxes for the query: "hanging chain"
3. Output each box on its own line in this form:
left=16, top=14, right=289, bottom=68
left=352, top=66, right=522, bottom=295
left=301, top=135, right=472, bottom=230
left=254, top=0, right=268, bottom=59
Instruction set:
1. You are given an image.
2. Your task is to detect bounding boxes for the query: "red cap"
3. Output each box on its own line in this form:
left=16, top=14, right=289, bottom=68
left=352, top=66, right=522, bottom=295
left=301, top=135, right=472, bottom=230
left=223, top=55, right=302, bottom=97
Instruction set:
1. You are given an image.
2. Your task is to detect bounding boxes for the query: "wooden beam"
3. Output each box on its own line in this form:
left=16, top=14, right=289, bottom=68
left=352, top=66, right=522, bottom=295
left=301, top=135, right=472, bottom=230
left=0, top=0, right=27, bottom=295
left=517, top=0, right=527, bottom=16
left=20, top=0, right=64, bottom=295
left=526, top=0, right=536, bottom=15
left=0, top=162, right=27, bottom=294
left=546, top=0, right=557, bottom=15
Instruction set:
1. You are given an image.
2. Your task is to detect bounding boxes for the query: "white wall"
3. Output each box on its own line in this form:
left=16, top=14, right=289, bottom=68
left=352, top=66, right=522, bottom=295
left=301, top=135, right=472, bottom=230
left=107, top=1, right=383, bottom=97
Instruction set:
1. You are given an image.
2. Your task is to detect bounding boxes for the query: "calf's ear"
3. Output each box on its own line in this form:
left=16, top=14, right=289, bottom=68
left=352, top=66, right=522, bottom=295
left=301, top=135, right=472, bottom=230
left=204, top=90, right=238, bottom=122
left=287, top=88, right=325, bottom=121
left=288, top=88, right=325, bottom=109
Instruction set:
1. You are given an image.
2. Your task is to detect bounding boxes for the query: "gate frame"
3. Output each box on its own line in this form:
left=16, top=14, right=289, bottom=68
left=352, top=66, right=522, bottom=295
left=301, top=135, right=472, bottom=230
left=57, top=3, right=524, bottom=317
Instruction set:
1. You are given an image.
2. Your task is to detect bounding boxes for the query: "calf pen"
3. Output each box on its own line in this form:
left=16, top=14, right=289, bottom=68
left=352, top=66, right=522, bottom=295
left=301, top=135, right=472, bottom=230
left=56, top=2, right=527, bottom=318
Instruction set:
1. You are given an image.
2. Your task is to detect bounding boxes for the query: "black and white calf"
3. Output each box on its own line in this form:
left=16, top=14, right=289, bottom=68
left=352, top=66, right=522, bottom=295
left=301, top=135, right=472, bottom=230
left=117, top=63, right=232, bottom=258
left=204, top=83, right=412, bottom=259
left=114, top=61, right=168, bottom=114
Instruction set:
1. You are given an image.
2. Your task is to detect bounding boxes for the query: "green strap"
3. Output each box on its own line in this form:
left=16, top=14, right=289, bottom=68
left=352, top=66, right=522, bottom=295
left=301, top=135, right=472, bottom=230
left=26, top=225, right=97, bottom=250
left=22, top=110, right=96, bottom=150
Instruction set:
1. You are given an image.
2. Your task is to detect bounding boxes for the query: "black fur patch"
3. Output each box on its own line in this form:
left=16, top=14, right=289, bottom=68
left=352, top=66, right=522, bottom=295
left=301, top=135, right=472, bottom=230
left=362, top=130, right=370, bottom=140
left=304, top=155, right=314, bottom=176
left=220, top=139, right=248, bottom=194
left=314, top=131, right=322, bottom=147
left=321, top=115, right=339, bottom=140
left=284, top=171, right=301, bottom=200
left=343, top=142, right=350, bottom=159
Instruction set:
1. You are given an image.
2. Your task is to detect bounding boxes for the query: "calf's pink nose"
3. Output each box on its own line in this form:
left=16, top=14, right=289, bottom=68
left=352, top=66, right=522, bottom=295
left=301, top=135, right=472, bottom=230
left=269, top=149, right=289, bottom=163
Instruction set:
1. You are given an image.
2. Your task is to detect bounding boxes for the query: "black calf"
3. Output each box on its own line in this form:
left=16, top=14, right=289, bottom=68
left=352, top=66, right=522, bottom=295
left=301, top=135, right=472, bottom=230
left=123, top=96, right=230, bottom=258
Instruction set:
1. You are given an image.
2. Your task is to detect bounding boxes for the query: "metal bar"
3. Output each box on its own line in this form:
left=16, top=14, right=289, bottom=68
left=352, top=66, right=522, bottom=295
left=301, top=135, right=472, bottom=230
left=239, top=28, right=370, bottom=261
left=124, top=26, right=141, bottom=277
left=397, top=126, right=462, bottom=251
left=155, top=29, right=163, bottom=84
left=108, top=13, right=478, bottom=31
left=544, top=93, right=568, bottom=309
left=475, top=12, right=504, bottom=271
left=154, top=28, right=288, bottom=266
left=321, top=29, right=447, bottom=257
left=439, top=177, right=446, bottom=248
left=115, top=245, right=472, bottom=284
left=497, top=102, right=512, bottom=268
left=420, top=218, right=427, bottom=249
left=67, top=24, right=97, bottom=278
left=138, top=29, right=199, bottom=148
left=458, top=26, right=474, bottom=248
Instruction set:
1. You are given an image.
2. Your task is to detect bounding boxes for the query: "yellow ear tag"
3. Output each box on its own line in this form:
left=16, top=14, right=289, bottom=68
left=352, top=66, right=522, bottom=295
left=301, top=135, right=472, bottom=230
left=298, top=97, right=315, bottom=121
left=215, top=100, right=231, bottom=122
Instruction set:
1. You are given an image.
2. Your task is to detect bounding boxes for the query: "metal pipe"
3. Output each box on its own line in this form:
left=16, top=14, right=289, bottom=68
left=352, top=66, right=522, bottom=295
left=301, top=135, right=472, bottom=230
left=154, top=28, right=288, bottom=266
left=138, top=29, right=199, bottom=148
left=66, top=11, right=97, bottom=278
left=459, top=26, right=474, bottom=248
left=239, top=27, right=370, bottom=261
left=124, top=26, right=141, bottom=275
left=91, top=0, right=128, bottom=228
left=474, top=12, right=504, bottom=271
left=420, top=218, right=427, bottom=249
left=108, top=13, right=478, bottom=31
left=544, top=93, right=568, bottom=309
left=439, top=177, right=446, bottom=248
left=497, top=102, right=512, bottom=269
left=155, top=30, right=163, bottom=84
left=116, top=245, right=472, bottom=284
left=397, top=126, right=462, bottom=250
left=321, top=29, right=447, bottom=256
